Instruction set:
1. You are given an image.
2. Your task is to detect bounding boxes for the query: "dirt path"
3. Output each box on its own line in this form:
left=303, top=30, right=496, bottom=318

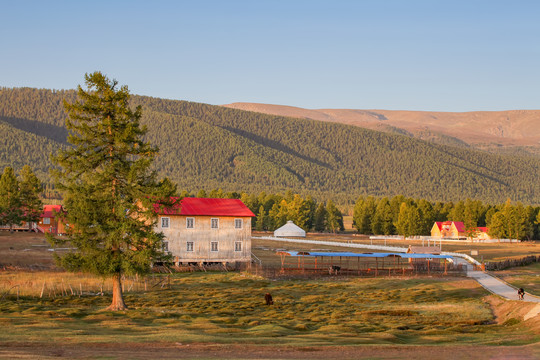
left=1, top=342, right=539, bottom=360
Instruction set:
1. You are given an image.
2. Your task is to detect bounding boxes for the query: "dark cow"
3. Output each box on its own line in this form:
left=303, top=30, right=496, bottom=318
left=265, top=293, right=274, bottom=305
left=329, top=265, right=341, bottom=275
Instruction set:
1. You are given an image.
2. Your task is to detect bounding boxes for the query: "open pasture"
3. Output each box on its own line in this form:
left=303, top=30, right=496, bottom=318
left=498, top=262, right=540, bottom=297
left=0, top=232, right=56, bottom=269
left=0, top=272, right=539, bottom=348
left=0, top=233, right=539, bottom=358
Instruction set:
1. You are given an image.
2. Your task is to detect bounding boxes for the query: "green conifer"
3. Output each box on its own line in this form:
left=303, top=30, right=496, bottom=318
left=0, top=167, right=23, bottom=231
left=50, top=72, right=174, bottom=311
left=18, top=165, right=43, bottom=226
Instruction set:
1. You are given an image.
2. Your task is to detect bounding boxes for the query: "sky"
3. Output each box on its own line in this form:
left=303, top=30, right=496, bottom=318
left=1, top=0, right=539, bottom=111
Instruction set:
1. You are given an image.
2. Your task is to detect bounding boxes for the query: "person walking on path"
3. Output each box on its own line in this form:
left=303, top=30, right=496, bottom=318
left=518, top=288, right=525, bottom=300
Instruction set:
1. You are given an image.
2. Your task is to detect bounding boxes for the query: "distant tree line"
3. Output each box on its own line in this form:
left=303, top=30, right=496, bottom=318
left=352, top=195, right=540, bottom=240
left=2, top=163, right=539, bottom=240
left=175, top=188, right=344, bottom=233
left=174, top=189, right=540, bottom=239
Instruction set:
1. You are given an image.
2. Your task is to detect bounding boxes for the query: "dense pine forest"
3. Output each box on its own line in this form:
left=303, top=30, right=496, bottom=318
left=178, top=190, right=540, bottom=240
left=1, top=87, right=539, bottom=205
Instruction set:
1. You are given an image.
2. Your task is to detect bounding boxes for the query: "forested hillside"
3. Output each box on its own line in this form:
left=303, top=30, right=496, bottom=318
left=1, top=87, right=539, bottom=204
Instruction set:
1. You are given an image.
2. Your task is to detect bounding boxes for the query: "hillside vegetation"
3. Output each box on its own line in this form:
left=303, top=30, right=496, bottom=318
left=1, top=87, right=539, bottom=204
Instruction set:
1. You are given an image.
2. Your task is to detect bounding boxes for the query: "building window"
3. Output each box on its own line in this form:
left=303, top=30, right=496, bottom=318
left=235, top=218, right=243, bottom=229
left=186, top=241, right=194, bottom=252
left=211, top=241, right=218, bottom=252
left=211, top=218, right=219, bottom=229
left=186, top=217, right=194, bottom=229
left=43, top=217, right=51, bottom=225
left=162, top=241, right=169, bottom=252
left=235, top=241, right=242, bottom=252
left=161, top=217, right=170, bottom=228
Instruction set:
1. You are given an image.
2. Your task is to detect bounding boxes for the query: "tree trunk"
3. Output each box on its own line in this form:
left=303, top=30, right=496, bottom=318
left=107, top=273, right=127, bottom=311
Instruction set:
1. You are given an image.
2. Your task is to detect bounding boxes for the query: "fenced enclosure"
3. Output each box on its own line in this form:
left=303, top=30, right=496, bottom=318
left=247, top=263, right=466, bottom=280
left=485, top=255, right=540, bottom=271
left=0, top=271, right=173, bottom=301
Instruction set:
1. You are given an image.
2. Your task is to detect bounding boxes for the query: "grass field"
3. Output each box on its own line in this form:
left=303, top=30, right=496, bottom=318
left=1, top=272, right=538, bottom=347
left=498, top=263, right=540, bottom=297
left=1, top=232, right=539, bottom=359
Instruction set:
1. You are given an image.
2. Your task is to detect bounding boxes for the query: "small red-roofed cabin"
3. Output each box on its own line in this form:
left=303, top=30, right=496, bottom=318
left=154, top=198, right=255, bottom=265
left=431, top=221, right=467, bottom=239
left=37, top=205, right=66, bottom=235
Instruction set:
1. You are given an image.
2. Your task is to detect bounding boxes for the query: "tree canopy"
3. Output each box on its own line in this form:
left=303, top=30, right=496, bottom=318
left=0, top=166, right=42, bottom=231
left=49, top=72, right=175, bottom=311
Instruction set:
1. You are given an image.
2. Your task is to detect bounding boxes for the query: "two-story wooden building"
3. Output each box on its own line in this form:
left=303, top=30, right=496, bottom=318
left=154, top=198, right=255, bottom=266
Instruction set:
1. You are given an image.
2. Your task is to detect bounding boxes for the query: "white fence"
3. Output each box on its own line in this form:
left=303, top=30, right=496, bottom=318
left=369, top=235, right=520, bottom=243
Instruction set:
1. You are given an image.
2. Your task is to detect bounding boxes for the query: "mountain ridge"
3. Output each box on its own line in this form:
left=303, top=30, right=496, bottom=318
left=223, top=102, right=540, bottom=151
left=1, top=87, right=539, bottom=204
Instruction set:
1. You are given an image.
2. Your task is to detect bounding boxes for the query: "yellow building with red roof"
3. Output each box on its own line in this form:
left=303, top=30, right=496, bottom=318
left=431, top=221, right=491, bottom=240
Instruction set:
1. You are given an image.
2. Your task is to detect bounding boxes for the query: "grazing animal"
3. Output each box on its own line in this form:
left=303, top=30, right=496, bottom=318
left=518, top=288, right=525, bottom=300
left=265, top=293, right=274, bottom=305
left=329, top=265, right=341, bottom=275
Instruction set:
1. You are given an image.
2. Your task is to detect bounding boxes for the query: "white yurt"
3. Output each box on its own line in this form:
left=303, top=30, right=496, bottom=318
left=274, top=221, right=306, bottom=237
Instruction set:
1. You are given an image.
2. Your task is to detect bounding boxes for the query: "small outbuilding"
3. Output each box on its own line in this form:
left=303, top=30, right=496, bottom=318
left=37, top=205, right=66, bottom=235
left=274, top=221, right=306, bottom=238
left=406, top=245, right=441, bottom=255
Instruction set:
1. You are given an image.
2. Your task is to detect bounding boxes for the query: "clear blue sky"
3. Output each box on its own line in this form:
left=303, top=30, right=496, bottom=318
left=1, top=0, right=539, bottom=111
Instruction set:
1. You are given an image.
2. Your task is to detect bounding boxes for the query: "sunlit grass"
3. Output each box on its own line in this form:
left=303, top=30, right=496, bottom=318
left=0, top=272, right=537, bottom=346
left=497, top=263, right=540, bottom=296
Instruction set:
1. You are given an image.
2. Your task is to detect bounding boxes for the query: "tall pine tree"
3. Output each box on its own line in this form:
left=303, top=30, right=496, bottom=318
left=255, top=205, right=267, bottom=231
left=50, top=72, right=174, bottom=311
left=313, top=202, right=327, bottom=232
left=326, top=200, right=344, bottom=233
left=18, top=165, right=43, bottom=227
left=0, top=167, right=23, bottom=231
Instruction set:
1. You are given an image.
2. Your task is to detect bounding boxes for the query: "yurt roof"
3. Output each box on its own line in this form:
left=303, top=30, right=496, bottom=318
left=274, top=221, right=306, bottom=237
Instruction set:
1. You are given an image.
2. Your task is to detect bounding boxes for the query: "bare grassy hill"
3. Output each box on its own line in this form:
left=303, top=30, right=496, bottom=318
left=223, top=103, right=540, bottom=150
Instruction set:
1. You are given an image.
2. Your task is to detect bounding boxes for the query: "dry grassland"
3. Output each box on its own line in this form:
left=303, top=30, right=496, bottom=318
left=0, top=231, right=539, bottom=359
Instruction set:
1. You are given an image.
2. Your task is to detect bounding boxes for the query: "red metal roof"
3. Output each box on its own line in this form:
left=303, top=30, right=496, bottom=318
left=41, top=205, right=63, bottom=218
left=154, top=198, right=255, bottom=217
left=452, top=221, right=466, bottom=232
left=477, top=227, right=489, bottom=233
left=435, top=221, right=466, bottom=232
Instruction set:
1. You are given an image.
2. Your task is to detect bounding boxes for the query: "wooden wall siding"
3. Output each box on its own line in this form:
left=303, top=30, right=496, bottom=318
left=430, top=224, right=442, bottom=238
left=37, top=217, right=65, bottom=234
left=158, top=215, right=252, bottom=263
